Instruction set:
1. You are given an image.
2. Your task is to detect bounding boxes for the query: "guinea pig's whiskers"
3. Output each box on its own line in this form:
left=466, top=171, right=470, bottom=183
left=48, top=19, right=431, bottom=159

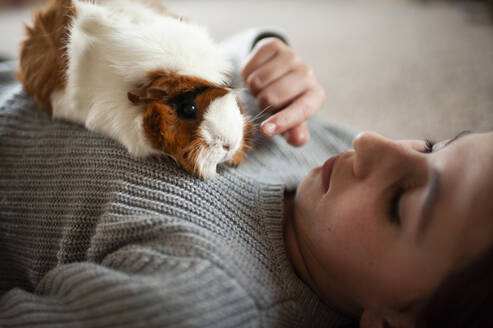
left=251, top=105, right=273, bottom=123
left=253, top=137, right=268, bottom=148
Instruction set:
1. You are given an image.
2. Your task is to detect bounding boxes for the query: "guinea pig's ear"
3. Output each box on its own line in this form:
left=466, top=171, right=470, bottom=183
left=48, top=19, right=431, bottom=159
left=128, top=83, right=168, bottom=104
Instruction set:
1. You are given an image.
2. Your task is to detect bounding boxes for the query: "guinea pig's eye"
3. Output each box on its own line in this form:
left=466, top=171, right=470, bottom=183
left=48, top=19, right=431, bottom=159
left=177, top=102, right=197, bottom=120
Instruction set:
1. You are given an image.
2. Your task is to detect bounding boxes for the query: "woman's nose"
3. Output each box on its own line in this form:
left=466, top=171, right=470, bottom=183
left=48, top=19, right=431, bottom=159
left=352, top=131, right=422, bottom=179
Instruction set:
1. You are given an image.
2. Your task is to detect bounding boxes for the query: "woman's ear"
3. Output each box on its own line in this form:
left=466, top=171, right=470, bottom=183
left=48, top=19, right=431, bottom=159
left=359, top=310, right=389, bottom=328
left=360, top=309, right=414, bottom=328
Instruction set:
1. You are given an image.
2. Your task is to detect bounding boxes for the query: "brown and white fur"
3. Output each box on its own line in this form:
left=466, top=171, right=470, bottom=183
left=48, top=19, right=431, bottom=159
left=17, top=0, right=253, bottom=179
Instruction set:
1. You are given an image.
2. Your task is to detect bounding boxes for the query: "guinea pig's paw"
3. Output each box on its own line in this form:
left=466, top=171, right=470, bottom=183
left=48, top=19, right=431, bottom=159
left=223, top=147, right=247, bottom=167
left=197, top=164, right=218, bottom=180
left=180, top=151, right=217, bottom=179
left=224, top=160, right=238, bottom=167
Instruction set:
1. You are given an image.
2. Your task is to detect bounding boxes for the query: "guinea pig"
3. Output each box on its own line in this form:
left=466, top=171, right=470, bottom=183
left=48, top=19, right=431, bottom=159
left=16, top=0, right=254, bottom=179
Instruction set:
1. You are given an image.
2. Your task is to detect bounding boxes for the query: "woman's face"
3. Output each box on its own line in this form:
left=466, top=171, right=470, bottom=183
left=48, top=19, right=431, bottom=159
left=292, top=131, right=493, bottom=325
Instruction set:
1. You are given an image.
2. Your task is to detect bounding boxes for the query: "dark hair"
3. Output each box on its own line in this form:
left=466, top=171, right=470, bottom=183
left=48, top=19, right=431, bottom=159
left=416, top=245, right=493, bottom=328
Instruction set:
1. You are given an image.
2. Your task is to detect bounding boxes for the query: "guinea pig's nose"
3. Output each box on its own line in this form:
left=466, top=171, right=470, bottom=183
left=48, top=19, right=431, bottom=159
left=223, top=144, right=231, bottom=151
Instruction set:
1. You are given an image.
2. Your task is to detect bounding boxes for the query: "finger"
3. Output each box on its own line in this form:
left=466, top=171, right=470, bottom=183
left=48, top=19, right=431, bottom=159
left=260, top=88, right=325, bottom=136
left=245, top=50, right=300, bottom=96
left=256, top=65, right=317, bottom=113
left=241, top=38, right=287, bottom=81
left=283, top=123, right=310, bottom=147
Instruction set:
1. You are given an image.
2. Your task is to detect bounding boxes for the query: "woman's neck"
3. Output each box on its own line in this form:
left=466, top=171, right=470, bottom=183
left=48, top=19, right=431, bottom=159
left=283, top=191, right=321, bottom=295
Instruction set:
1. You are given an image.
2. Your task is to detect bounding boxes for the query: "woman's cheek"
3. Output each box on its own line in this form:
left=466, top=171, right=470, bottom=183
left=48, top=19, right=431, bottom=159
left=312, top=202, right=388, bottom=293
left=326, top=194, right=387, bottom=260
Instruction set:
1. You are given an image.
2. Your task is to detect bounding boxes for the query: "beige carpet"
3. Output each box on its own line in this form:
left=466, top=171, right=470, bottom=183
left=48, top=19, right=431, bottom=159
left=1, top=0, right=492, bottom=141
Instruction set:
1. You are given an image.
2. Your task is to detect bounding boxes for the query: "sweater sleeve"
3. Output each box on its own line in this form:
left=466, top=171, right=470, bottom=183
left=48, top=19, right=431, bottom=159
left=0, top=216, right=259, bottom=328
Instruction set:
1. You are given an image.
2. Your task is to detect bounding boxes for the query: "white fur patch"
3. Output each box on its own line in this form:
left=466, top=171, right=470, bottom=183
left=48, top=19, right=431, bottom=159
left=196, top=93, right=245, bottom=178
left=195, top=148, right=224, bottom=180
left=51, top=0, right=232, bottom=158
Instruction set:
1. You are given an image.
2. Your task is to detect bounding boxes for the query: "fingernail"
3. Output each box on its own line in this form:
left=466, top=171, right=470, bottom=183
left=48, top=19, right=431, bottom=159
left=262, top=122, right=276, bottom=136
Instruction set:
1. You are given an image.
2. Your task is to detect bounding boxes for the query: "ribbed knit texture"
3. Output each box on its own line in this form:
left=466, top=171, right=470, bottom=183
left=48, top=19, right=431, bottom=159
left=0, top=30, right=356, bottom=328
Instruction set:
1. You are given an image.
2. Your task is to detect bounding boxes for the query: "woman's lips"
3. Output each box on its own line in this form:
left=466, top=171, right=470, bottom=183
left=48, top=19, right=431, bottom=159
left=321, top=155, right=338, bottom=193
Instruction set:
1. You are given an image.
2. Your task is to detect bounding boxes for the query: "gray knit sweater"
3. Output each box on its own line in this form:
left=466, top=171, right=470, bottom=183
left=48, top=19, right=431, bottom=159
left=0, top=31, right=355, bottom=328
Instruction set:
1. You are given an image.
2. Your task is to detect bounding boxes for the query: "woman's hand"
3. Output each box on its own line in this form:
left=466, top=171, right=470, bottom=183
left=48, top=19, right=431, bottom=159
left=242, top=38, right=326, bottom=147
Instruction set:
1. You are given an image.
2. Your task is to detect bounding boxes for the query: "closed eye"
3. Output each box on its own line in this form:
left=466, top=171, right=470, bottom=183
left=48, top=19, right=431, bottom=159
left=421, top=139, right=435, bottom=154
left=389, top=132, right=471, bottom=228
left=389, top=139, right=435, bottom=225
left=389, top=187, right=405, bottom=225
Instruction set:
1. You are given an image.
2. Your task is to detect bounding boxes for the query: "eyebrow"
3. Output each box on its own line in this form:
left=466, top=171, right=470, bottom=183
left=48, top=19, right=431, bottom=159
left=443, top=130, right=472, bottom=148
left=416, top=130, right=472, bottom=240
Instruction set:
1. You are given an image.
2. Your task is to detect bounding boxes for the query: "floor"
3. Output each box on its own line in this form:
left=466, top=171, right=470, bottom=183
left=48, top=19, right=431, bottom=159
left=1, top=0, right=492, bottom=141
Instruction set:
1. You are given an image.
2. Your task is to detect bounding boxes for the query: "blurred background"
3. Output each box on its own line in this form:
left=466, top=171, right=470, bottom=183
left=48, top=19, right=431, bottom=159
left=0, top=0, right=492, bottom=141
